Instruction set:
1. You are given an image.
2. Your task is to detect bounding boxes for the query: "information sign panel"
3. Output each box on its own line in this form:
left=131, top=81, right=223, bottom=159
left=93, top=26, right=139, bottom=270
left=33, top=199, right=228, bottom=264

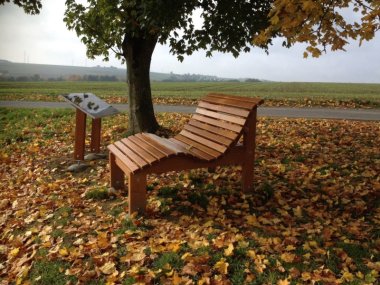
left=61, top=93, right=119, bottom=119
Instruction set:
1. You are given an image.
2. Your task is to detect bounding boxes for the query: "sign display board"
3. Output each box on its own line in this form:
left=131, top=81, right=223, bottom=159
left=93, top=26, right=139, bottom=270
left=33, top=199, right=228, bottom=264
left=61, top=93, right=120, bottom=161
left=61, top=93, right=119, bottom=119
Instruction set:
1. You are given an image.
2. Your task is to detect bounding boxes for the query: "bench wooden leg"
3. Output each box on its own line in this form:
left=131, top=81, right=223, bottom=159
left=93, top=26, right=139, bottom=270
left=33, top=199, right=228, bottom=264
left=128, top=172, right=147, bottom=215
left=109, top=152, right=125, bottom=190
left=242, top=154, right=254, bottom=192
left=242, top=110, right=257, bottom=192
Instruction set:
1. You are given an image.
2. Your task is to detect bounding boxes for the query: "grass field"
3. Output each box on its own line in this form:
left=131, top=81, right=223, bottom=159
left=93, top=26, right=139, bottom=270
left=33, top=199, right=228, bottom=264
left=0, top=108, right=379, bottom=284
left=0, top=81, right=379, bottom=108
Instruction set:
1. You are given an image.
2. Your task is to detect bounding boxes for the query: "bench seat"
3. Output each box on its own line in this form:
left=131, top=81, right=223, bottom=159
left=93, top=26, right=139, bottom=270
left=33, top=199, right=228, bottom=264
left=108, top=93, right=263, bottom=214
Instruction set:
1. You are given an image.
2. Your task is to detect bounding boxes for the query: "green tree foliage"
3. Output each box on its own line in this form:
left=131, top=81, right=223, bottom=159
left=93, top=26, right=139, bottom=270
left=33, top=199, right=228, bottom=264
left=0, top=0, right=42, bottom=14
left=63, top=0, right=272, bottom=133
left=64, top=1, right=379, bottom=133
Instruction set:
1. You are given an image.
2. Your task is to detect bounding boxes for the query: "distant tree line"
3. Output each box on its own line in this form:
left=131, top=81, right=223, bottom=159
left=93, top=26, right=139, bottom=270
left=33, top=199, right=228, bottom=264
left=0, top=74, right=43, bottom=82
left=162, top=73, right=225, bottom=82
left=245, top=78, right=261, bottom=82
left=161, top=73, right=261, bottom=83
left=0, top=72, right=261, bottom=83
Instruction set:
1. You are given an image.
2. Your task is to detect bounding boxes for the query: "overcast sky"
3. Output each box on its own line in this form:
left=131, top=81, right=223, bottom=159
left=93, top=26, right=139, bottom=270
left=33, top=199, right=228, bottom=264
left=0, top=0, right=379, bottom=83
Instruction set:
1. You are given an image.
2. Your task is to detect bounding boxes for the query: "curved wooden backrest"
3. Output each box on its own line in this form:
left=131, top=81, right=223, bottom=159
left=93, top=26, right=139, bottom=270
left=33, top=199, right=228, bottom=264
left=172, top=93, right=263, bottom=161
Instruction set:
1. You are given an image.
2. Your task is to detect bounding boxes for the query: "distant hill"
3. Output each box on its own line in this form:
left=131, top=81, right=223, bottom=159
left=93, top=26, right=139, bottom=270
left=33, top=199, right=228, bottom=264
left=0, top=60, right=169, bottom=81
left=0, top=60, right=254, bottom=82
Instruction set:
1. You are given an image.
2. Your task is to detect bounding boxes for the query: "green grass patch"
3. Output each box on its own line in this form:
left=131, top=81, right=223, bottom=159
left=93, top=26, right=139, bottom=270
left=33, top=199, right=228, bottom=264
left=0, top=107, right=72, bottom=147
left=85, top=187, right=110, bottom=200
left=152, top=252, right=183, bottom=271
left=122, top=277, right=136, bottom=285
left=1, top=81, right=379, bottom=107
left=157, top=185, right=180, bottom=198
left=52, top=206, right=73, bottom=227
left=29, top=259, right=76, bottom=285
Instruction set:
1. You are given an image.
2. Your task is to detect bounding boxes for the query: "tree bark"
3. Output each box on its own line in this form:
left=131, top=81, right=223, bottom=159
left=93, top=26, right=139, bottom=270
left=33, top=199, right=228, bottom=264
left=122, top=34, right=159, bottom=134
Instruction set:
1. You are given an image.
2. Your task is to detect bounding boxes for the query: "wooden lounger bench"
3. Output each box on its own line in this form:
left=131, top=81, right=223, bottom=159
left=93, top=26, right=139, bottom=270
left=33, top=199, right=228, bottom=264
left=108, top=93, right=263, bottom=214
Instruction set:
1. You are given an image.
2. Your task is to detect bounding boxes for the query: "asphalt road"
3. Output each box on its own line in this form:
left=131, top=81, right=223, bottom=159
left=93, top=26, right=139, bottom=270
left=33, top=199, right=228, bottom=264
left=1, top=100, right=379, bottom=121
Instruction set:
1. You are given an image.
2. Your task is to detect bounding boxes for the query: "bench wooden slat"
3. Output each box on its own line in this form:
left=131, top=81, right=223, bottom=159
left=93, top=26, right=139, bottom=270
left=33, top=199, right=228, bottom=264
left=202, top=96, right=256, bottom=110
left=184, top=124, right=232, bottom=146
left=145, top=133, right=187, bottom=154
left=198, top=101, right=250, bottom=117
left=180, top=129, right=227, bottom=153
left=135, top=133, right=175, bottom=157
left=203, top=94, right=261, bottom=110
left=108, top=144, right=139, bottom=173
left=192, top=114, right=242, bottom=133
left=207, top=93, right=264, bottom=105
left=115, top=141, right=149, bottom=168
left=169, top=138, right=215, bottom=160
left=128, top=135, right=167, bottom=160
left=196, top=108, right=246, bottom=125
left=188, top=119, right=237, bottom=140
left=121, top=138, right=156, bottom=164
left=174, top=134, right=220, bottom=159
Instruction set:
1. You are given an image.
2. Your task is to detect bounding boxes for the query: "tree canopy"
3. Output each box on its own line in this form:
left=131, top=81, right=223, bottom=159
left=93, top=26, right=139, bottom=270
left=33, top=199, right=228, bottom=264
left=64, top=1, right=272, bottom=62
left=0, top=0, right=42, bottom=14
left=62, top=0, right=379, bottom=133
left=64, top=0, right=379, bottom=62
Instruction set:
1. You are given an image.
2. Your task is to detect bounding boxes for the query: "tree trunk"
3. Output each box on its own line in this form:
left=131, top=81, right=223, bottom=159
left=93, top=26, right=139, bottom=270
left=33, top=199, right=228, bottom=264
left=122, top=35, right=159, bottom=134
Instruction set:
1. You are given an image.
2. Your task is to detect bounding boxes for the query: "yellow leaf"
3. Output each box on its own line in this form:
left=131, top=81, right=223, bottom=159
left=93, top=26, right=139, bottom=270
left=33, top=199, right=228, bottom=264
left=97, top=232, right=110, bottom=250
left=59, top=247, right=69, bottom=256
left=245, top=215, right=258, bottom=225
left=198, top=276, right=210, bottom=285
left=301, top=272, right=311, bottom=281
left=28, top=145, right=39, bottom=153
left=15, top=209, right=26, bottom=217
left=356, top=271, right=364, bottom=279
left=172, top=271, right=182, bottom=285
left=309, top=241, right=318, bottom=247
left=247, top=250, right=257, bottom=258
left=214, top=258, right=229, bottom=275
left=181, top=252, right=193, bottom=261
left=278, top=164, right=286, bottom=173
left=0, top=245, right=7, bottom=255
left=303, top=253, right=311, bottom=260
left=100, top=262, right=116, bottom=275
left=130, top=252, right=146, bottom=262
left=165, top=269, right=174, bottom=277
left=341, top=271, right=354, bottom=282
left=285, top=245, right=296, bottom=251
left=224, top=243, right=234, bottom=257
left=10, top=247, right=20, bottom=257
left=272, top=237, right=281, bottom=245
left=280, top=252, right=295, bottom=263
left=293, top=206, right=302, bottom=218
left=167, top=242, right=181, bottom=252
left=277, top=278, right=290, bottom=285
left=73, top=238, right=84, bottom=245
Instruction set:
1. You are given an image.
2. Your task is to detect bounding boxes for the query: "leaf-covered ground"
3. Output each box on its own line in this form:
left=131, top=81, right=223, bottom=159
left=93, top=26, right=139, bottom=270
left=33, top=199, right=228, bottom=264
left=0, top=108, right=379, bottom=285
